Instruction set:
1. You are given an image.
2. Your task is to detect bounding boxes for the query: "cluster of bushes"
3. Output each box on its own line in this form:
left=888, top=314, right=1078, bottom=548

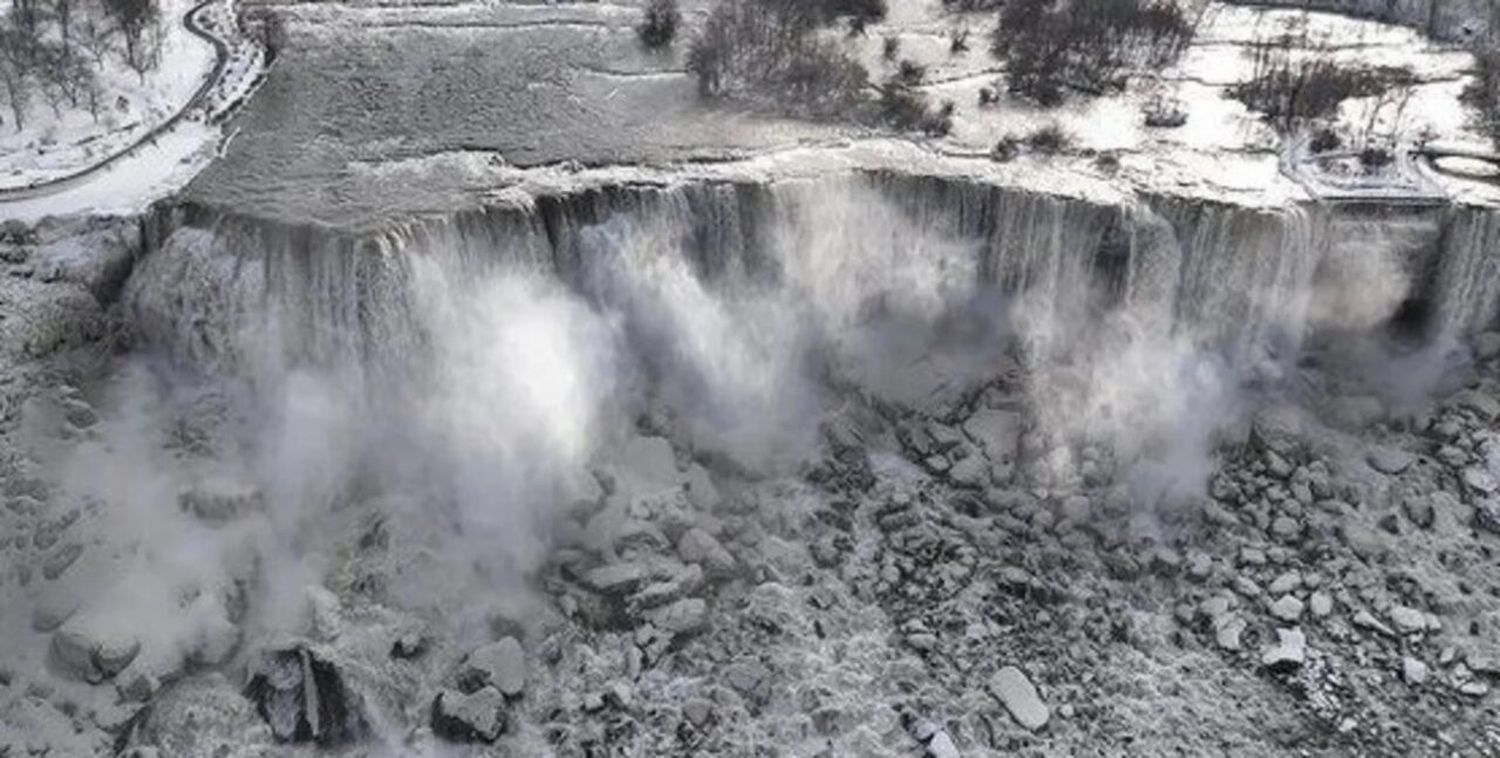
left=1228, top=33, right=1414, bottom=133
left=0, top=0, right=163, bottom=132
left=1463, top=49, right=1500, bottom=150
left=877, top=62, right=953, bottom=136
left=687, top=0, right=952, bottom=134
left=990, top=122, right=1073, bottom=161
left=991, top=0, right=1196, bottom=106
left=638, top=0, right=680, bottom=49
left=940, top=0, right=1004, bottom=10
left=686, top=0, right=871, bottom=118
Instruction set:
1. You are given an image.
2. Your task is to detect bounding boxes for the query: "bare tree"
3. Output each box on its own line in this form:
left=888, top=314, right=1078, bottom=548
left=74, top=5, right=116, bottom=67
left=0, top=23, right=34, bottom=131
left=107, top=0, right=161, bottom=79
left=54, top=0, right=75, bottom=56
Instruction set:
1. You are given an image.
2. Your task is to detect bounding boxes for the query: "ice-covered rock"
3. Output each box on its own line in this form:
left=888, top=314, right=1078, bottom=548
left=1388, top=605, right=1431, bottom=634
left=927, top=729, right=961, bottom=758
left=615, top=435, right=684, bottom=496
left=963, top=409, right=1021, bottom=465
left=1261, top=628, right=1306, bottom=672
left=647, top=597, right=707, bottom=635
left=51, top=615, right=140, bottom=683
left=243, top=646, right=367, bottom=746
left=1366, top=448, right=1414, bottom=475
left=431, top=687, right=506, bottom=743
left=31, top=584, right=80, bottom=632
left=118, top=675, right=270, bottom=755
left=685, top=464, right=719, bottom=509
left=1402, top=657, right=1429, bottom=685
left=1452, top=390, right=1500, bottom=422
left=677, top=527, right=735, bottom=576
left=461, top=637, right=527, bottom=697
left=1269, top=595, right=1304, bottom=622
left=990, top=665, right=1049, bottom=731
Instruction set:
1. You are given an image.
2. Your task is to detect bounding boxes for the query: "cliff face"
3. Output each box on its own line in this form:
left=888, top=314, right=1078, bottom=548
left=125, top=174, right=1500, bottom=383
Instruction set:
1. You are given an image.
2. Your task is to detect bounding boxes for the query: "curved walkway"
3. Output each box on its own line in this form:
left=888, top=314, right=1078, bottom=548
left=0, top=0, right=231, bottom=202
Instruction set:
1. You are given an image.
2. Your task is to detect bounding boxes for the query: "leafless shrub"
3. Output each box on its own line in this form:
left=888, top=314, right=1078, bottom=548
left=991, top=135, right=1021, bottom=161
left=638, top=0, right=681, bottom=49
left=877, top=77, right=953, bottom=136
left=1024, top=122, right=1073, bottom=153
left=689, top=0, right=963, bottom=133
left=895, top=59, right=925, bottom=87
left=883, top=35, right=900, bottom=61
left=942, top=0, right=1004, bottom=10
left=1359, top=145, right=1394, bottom=170
left=992, top=0, right=1196, bottom=106
left=688, top=0, right=870, bottom=118
left=1309, top=127, right=1341, bottom=153
left=950, top=27, right=969, bottom=54
left=1228, top=32, right=1414, bottom=133
left=1463, top=49, right=1500, bottom=150
left=1142, top=95, right=1187, bottom=127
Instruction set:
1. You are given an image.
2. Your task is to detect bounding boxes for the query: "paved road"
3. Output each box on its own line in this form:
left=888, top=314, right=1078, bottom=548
left=0, top=0, right=231, bottom=203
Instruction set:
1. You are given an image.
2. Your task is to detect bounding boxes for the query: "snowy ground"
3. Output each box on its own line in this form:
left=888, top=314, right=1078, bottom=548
left=0, top=0, right=268, bottom=223
left=179, top=0, right=1498, bottom=231
left=0, top=0, right=215, bottom=191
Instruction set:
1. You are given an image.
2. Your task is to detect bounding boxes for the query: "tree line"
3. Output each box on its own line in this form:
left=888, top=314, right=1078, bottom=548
left=0, top=0, right=164, bottom=132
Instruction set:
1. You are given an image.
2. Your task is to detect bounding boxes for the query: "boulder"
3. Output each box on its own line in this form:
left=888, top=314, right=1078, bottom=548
left=647, top=598, right=707, bottom=636
left=431, top=687, right=506, bottom=743
left=926, top=729, right=961, bottom=758
left=41, top=542, right=82, bottom=581
left=684, top=465, right=719, bottom=510
left=963, top=409, right=1022, bottom=464
left=243, top=646, right=368, bottom=746
left=461, top=637, right=526, bottom=697
left=32, top=584, right=80, bottom=632
left=990, top=665, right=1048, bottom=731
left=1463, top=467, right=1498, bottom=496
left=585, top=562, right=651, bottom=596
left=677, top=528, right=735, bottom=576
left=1388, top=605, right=1430, bottom=634
left=1261, top=628, right=1306, bottom=672
left=1251, top=404, right=1306, bottom=455
left=1453, top=389, right=1500, bottom=422
left=51, top=615, right=140, bottom=684
left=1402, top=656, right=1429, bottom=685
left=948, top=455, right=988, bottom=489
left=1214, top=615, right=1246, bottom=651
left=1269, top=595, right=1304, bottom=622
left=616, top=436, right=683, bottom=496
left=1402, top=493, right=1436, bottom=529
left=1366, top=448, right=1414, bottom=476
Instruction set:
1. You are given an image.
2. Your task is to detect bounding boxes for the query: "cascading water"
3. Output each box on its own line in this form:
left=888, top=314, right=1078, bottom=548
left=27, top=170, right=1500, bottom=755
left=125, top=177, right=1469, bottom=493
left=99, top=174, right=1500, bottom=665
left=1433, top=205, right=1500, bottom=346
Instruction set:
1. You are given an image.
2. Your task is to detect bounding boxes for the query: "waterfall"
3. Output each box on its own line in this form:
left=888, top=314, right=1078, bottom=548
left=129, top=177, right=1486, bottom=395
left=1432, top=205, right=1500, bottom=345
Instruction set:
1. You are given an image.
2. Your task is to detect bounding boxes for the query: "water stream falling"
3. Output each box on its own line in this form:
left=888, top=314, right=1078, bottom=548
left=84, top=175, right=1500, bottom=669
